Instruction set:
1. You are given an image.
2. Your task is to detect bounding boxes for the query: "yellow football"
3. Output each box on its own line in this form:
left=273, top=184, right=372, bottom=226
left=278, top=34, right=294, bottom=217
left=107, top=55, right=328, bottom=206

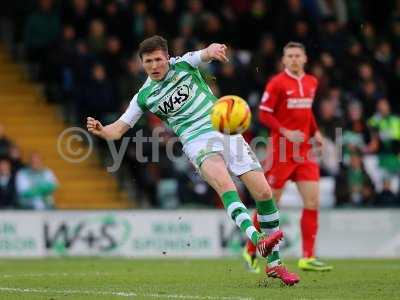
left=210, top=95, right=251, bottom=134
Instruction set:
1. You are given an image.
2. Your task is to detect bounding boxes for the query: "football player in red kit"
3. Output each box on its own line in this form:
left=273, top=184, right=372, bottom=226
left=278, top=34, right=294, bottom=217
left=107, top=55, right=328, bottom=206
left=243, top=42, right=333, bottom=273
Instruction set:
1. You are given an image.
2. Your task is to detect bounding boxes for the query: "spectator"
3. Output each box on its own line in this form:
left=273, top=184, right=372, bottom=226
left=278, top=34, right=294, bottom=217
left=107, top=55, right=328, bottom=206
left=62, top=0, right=92, bottom=39
left=87, top=19, right=107, bottom=55
left=101, top=36, right=124, bottom=79
left=180, top=0, right=207, bottom=39
left=0, top=158, right=17, bottom=209
left=367, top=98, right=400, bottom=175
left=16, top=152, right=58, bottom=210
left=240, top=0, right=273, bottom=49
left=291, top=20, right=317, bottom=56
left=118, top=54, right=146, bottom=105
left=275, top=0, right=313, bottom=42
left=342, top=39, right=367, bottom=88
left=57, top=24, right=78, bottom=120
left=317, top=98, right=343, bottom=176
left=335, top=150, right=376, bottom=207
left=342, top=101, right=378, bottom=158
left=79, top=64, right=117, bottom=124
left=129, top=0, right=148, bottom=47
left=216, top=62, right=246, bottom=97
left=392, top=57, right=400, bottom=112
left=319, top=17, right=348, bottom=59
left=143, top=16, right=158, bottom=39
left=23, top=0, right=60, bottom=80
left=8, top=144, right=26, bottom=175
left=356, top=80, right=383, bottom=117
left=249, top=35, right=278, bottom=91
left=156, top=0, right=180, bottom=40
left=0, top=124, right=11, bottom=157
left=102, top=0, right=130, bottom=46
left=390, top=18, right=400, bottom=52
left=360, top=22, right=377, bottom=53
left=319, top=51, right=342, bottom=86
left=316, top=0, right=348, bottom=26
left=375, top=177, right=399, bottom=207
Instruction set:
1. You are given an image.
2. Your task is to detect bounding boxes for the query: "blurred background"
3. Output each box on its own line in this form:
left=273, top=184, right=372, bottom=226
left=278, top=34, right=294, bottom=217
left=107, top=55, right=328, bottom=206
left=0, top=0, right=399, bottom=257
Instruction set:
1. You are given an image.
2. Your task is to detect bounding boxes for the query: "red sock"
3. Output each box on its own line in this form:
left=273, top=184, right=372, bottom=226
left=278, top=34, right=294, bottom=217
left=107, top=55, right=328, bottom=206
left=246, top=212, right=260, bottom=255
left=300, top=208, right=318, bottom=258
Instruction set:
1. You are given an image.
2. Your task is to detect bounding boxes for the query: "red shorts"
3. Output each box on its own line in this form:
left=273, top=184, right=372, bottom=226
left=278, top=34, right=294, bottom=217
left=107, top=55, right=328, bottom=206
left=265, top=159, right=320, bottom=189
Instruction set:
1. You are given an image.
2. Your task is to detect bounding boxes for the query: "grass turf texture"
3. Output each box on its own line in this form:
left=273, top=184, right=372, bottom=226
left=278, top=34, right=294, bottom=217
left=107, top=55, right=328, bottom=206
left=0, top=258, right=398, bottom=300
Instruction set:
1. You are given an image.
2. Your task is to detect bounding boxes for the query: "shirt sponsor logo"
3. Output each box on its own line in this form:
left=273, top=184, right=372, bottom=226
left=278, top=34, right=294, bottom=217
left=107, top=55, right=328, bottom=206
left=158, top=84, right=191, bottom=115
left=287, top=98, right=313, bottom=109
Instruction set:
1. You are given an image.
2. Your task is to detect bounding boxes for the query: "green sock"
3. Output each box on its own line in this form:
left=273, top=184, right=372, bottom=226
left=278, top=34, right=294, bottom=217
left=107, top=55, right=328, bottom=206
left=256, top=198, right=281, bottom=267
left=222, top=191, right=261, bottom=245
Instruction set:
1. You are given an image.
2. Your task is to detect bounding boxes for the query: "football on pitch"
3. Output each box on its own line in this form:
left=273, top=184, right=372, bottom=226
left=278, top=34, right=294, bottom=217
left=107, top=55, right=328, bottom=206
left=210, top=95, right=251, bottom=134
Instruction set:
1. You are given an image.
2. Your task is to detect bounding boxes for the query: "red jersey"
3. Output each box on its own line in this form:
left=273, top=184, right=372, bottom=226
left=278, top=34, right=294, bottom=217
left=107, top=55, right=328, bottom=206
left=259, top=69, right=318, bottom=161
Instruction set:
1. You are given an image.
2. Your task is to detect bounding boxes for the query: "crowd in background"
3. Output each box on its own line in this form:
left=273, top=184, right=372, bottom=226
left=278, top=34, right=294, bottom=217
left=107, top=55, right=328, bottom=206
left=0, top=0, right=399, bottom=208
left=0, top=124, right=58, bottom=209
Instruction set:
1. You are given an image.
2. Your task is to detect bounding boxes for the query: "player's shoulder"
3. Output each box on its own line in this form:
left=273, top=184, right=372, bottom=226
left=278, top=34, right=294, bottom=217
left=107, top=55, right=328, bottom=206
left=271, top=72, right=287, bottom=82
left=169, top=53, right=197, bottom=69
left=304, top=73, right=318, bottom=85
left=135, top=77, right=156, bottom=103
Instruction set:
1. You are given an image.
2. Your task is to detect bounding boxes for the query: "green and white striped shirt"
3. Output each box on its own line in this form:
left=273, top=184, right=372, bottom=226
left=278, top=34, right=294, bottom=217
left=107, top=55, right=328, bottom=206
left=119, top=50, right=217, bottom=144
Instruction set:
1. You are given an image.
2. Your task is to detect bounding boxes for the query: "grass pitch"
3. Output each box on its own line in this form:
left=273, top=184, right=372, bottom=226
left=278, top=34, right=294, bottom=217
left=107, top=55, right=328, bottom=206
left=0, top=258, right=398, bottom=300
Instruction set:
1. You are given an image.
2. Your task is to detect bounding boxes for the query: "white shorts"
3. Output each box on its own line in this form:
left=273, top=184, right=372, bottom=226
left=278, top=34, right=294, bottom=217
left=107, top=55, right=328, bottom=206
left=182, top=131, right=262, bottom=177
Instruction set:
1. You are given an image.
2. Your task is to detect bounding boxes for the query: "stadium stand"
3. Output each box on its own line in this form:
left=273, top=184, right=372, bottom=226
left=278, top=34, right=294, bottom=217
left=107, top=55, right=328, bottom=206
left=0, top=44, right=131, bottom=209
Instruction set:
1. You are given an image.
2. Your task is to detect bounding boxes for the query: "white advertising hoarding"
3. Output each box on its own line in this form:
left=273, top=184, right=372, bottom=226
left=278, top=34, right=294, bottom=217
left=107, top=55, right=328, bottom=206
left=0, top=210, right=399, bottom=258
left=0, top=212, right=44, bottom=257
left=43, top=211, right=221, bottom=257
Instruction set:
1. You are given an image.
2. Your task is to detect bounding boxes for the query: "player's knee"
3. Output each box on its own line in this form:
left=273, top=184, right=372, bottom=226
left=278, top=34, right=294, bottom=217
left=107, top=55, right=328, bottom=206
left=211, top=175, right=235, bottom=194
left=304, top=196, right=319, bottom=209
left=253, top=186, right=273, bottom=201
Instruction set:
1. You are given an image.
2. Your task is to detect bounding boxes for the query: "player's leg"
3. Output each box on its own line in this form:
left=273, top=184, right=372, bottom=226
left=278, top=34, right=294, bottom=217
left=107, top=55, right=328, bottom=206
left=243, top=187, right=283, bottom=272
left=200, top=154, right=281, bottom=257
left=240, top=171, right=281, bottom=266
left=240, top=170, right=299, bottom=285
left=294, top=162, right=333, bottom=271
left=242, top=212, right=260, bottom=273
left=271, top=188, right=284, bottom=202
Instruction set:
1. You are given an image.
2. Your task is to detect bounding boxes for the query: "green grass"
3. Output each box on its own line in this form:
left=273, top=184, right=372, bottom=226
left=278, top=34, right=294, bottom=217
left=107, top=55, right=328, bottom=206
left=0, top=258, right=398, bottom=300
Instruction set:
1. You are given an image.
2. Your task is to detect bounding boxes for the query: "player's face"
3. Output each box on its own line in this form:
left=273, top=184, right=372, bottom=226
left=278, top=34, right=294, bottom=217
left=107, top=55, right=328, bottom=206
left=282, top=47, right=307, bottom=74
left=142, top=50, right=170, bottom=81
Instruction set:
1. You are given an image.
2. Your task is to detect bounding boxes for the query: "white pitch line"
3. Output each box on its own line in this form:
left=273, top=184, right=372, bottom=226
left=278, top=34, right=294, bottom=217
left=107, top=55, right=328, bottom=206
left=0, top=287, right=254, bottom=300
left=0, top=272, right=111, bottom=278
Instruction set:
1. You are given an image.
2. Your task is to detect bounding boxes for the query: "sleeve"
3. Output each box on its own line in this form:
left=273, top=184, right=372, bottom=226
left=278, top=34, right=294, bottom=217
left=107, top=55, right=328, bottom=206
left=170, top=50, right=203, bottom=68
left=258, top=110, right=283, bottom=132
left=309, top=113, right=319, bottom=135
left=309, top=77, right=319, bottom=135
left=259, top=78, right=280, bottom=113
left=119, top=94, right=144, bottom=128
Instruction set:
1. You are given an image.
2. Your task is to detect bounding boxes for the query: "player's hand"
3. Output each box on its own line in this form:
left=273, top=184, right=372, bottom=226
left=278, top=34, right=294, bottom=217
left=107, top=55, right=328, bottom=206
left=204, top=43, right=229, bottom=63
left=281, top=128, right=305, bottom=143
left=86, top=117, right=104, bottom=137
left=314, top=131, right=324, bottom=150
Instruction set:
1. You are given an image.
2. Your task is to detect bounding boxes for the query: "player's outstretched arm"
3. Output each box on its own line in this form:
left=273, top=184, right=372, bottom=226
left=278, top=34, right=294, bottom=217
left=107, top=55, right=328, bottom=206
left=86, top=117, right=129, bottom=140
left=200, top=43, right=229, bottom=63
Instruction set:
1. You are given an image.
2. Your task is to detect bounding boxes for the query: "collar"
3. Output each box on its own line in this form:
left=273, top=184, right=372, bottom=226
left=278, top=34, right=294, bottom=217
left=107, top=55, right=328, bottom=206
left=284, top=68, right=305, bottom=80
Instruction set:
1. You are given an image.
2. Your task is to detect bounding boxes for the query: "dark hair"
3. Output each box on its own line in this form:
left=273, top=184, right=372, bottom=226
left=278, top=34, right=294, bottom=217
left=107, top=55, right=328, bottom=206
left=283, top=41, right=306, bottom=54
left=138, top=35, right=168, bottom=58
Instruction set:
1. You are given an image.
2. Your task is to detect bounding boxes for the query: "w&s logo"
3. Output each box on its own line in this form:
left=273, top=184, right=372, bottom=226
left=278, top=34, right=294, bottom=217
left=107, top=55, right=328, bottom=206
left=158, top=84, right=190, bottom=115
